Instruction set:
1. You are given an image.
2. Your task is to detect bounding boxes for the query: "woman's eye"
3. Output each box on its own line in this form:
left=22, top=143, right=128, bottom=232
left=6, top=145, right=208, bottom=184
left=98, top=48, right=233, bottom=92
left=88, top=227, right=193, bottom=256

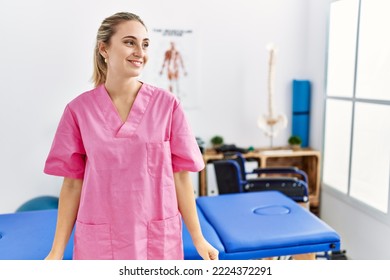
left=143, top=42, right=149, bottom=49
left=125, top=40, right=135, bottom=46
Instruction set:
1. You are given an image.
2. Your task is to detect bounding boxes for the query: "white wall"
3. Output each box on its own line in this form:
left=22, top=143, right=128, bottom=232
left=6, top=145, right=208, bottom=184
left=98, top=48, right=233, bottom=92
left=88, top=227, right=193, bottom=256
left=321, top=191, right=390, bottom=259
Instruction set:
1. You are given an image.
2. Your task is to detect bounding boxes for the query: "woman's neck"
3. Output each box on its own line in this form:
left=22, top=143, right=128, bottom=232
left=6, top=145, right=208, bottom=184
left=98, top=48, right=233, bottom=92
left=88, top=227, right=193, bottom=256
left=104, top=77, right=142, bottom=101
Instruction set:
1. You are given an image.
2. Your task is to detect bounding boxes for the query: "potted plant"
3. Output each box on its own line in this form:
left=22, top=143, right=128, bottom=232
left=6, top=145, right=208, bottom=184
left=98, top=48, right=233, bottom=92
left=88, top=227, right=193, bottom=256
left=288, top=135, right=302, bottom=150
left=210, top=135, right=224, bottom=149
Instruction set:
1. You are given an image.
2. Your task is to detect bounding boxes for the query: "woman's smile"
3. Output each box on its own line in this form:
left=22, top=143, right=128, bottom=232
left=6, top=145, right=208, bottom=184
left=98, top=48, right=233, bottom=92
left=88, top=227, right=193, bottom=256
left=128, top=59, right=143, bottom=67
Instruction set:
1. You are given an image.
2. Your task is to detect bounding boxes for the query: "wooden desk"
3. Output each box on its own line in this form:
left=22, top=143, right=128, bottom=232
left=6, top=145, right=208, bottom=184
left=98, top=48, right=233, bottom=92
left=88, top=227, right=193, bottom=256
left=199, top=148, right=321, bottom=214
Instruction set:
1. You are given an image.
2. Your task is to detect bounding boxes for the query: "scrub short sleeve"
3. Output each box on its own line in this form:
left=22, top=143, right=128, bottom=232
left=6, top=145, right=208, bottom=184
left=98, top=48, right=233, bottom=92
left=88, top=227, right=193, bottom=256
left=170, top=102, right=204, bottom=173
left=44, top=105, right=86, bottom=179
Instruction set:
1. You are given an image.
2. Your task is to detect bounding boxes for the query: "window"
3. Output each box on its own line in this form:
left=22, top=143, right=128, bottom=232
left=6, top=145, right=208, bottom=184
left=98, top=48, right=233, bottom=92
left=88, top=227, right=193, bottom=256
left=323, top=0, right=390, bottom=215
left=323, top=99, right=352, bottom=194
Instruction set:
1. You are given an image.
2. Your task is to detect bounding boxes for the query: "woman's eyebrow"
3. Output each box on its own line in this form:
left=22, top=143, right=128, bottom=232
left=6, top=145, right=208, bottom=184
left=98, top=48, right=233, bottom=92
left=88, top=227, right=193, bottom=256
left=122, top=35, right=150, bottom=41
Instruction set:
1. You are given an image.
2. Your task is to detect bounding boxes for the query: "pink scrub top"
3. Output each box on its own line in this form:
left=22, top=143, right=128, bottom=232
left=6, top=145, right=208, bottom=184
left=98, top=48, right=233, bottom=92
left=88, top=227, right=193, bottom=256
left=44, top=83, right=204, bottom=260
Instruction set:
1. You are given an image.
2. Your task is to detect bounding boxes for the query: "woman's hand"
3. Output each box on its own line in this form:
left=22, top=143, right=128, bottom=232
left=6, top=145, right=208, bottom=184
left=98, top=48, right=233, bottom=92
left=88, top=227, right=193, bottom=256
left=194, top=237, right=219, bottom=260
left=44, top=251, right=63, bottom=260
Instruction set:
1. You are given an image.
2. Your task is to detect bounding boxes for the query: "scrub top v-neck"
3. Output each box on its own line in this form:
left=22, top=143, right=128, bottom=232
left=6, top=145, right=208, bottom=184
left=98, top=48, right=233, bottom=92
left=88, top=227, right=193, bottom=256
left=44, top=83, right=204, bottom=260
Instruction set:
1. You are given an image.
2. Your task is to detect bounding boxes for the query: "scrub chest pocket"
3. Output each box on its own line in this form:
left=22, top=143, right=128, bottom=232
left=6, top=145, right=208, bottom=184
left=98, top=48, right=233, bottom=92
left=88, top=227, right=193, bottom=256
left=147, top=141, right=173, bottom=180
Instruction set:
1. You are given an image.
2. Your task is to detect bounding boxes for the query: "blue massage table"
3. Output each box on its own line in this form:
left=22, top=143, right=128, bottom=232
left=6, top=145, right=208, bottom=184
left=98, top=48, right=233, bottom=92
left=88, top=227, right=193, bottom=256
left=0, top=191, right=340, bottom=260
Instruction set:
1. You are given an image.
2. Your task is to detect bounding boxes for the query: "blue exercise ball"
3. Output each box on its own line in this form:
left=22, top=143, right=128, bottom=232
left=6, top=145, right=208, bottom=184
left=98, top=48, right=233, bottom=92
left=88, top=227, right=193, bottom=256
left=16, top=196, right=59, bottom=212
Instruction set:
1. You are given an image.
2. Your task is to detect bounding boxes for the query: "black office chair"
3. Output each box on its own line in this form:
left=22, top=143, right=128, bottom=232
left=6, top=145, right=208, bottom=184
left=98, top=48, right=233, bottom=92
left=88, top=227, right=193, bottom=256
left=213, top=152, right=309, bottom=203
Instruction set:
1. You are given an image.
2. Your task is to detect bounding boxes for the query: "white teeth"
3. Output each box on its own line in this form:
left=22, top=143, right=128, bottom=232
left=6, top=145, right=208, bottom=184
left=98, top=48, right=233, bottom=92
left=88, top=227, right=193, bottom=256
left=131, top=60, right=142, bottom=65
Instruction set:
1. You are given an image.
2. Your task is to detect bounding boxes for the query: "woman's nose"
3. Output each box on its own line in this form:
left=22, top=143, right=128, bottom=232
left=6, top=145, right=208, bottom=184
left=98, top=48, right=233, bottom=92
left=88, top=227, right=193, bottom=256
left=133, top=45, right=144, bottom=58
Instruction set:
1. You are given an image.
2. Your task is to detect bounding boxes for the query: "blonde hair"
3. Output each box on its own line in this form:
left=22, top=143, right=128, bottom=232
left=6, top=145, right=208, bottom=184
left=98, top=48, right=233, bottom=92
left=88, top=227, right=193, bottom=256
left=92, top=12, right=147, bottom=87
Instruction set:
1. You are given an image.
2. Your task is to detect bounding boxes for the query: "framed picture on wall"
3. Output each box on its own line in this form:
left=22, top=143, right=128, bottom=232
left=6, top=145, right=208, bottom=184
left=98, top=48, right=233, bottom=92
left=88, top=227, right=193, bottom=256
left=141, top=27, right=200, bottom=110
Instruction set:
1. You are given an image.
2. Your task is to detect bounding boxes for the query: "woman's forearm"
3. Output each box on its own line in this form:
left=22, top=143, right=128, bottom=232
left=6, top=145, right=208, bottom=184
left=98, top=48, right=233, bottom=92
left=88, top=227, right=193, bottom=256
left=46, top=177, right=82, bottom=259
left=174, top=171, right=219, bottom=260
left=174, top=171, right=203, bottom=241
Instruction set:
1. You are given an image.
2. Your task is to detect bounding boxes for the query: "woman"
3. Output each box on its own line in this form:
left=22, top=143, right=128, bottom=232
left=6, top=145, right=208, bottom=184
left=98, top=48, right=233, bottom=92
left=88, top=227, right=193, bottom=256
left=44, top=12, right=218, bottom=260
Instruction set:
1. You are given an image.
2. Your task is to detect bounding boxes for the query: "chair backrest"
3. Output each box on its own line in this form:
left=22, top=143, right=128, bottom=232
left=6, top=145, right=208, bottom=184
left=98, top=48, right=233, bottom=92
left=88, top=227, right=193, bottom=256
left=247, top=167, right=309, bottom=202
left=245, top=177, right=309, bottom=202
left=213, top=159, right=245, bottom=194
left=222, top=152, right=247, bottom=179
left=252, top=166, right=309, bottom=184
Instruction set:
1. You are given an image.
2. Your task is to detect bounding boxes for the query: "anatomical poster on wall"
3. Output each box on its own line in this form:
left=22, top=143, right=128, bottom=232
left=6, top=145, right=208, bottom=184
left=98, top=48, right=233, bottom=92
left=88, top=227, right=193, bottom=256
left=140, top=27, right=199, bottom=109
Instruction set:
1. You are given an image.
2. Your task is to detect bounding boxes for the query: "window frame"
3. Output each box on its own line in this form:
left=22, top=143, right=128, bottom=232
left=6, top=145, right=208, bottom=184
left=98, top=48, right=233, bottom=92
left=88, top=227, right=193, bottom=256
left=322, top=0, right=390, bottom=225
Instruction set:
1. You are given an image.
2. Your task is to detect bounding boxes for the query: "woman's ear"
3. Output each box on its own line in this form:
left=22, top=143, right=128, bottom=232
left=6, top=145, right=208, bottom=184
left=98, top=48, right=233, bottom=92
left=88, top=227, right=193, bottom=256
left=98, top=42, right=108, bottom=59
